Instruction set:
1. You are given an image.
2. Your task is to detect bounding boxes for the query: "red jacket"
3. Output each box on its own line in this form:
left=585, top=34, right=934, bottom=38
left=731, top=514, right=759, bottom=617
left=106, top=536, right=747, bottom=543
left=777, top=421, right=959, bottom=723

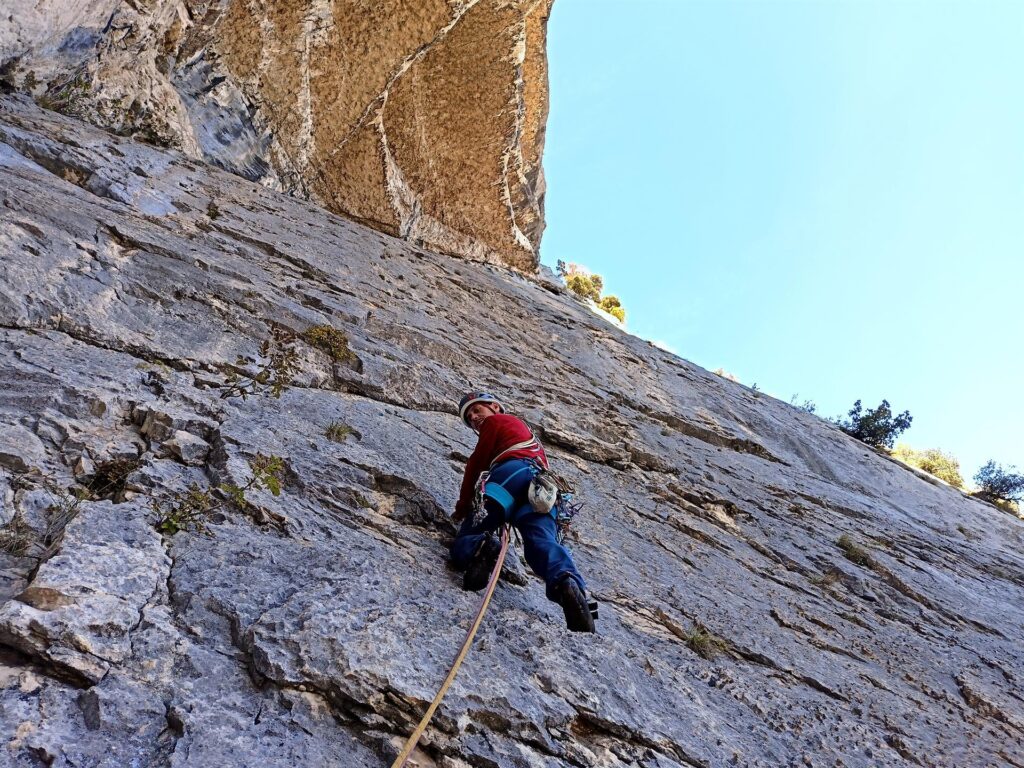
left=454, top=413, right=547, bottom=521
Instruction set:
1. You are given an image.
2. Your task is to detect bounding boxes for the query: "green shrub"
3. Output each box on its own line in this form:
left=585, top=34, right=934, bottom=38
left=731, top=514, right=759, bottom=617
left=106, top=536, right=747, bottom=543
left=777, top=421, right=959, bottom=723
left=154, top=484, right=217, bottom=536
left=598, top=295, right=626, bottom=323
left=891, top=444, right=964, bottom=488
left=325, top=420, right=353, bottom=443
left=302, top=324, right=355, bottom=363
left=566, top=273, right=601, bottom=302
left=832, top=399, right=912, bottom=449
left=153, top=454, right=285, bottom=535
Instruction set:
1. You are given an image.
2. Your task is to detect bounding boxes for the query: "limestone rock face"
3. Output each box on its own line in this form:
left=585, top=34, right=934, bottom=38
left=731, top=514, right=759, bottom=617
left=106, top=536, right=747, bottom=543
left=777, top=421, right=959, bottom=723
left=0, top=0, right=551, bottom=269
left=2, top=99, right=1024, bottom=768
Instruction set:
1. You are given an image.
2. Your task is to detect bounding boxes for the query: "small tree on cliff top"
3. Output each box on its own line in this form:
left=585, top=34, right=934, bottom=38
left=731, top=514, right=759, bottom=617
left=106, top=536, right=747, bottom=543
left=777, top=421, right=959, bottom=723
left=598, top=295, right=626, bottom=323
left=833, top=399, right=912, bottom=450
left=973, top=461, right=1024, bottom=503
left=556, top=260, right=627, bottom=324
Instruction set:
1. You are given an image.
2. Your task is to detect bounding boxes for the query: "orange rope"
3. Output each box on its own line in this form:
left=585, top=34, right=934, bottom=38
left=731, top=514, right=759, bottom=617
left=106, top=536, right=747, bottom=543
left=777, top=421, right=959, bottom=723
left=391, top=526, right=510, bottom=768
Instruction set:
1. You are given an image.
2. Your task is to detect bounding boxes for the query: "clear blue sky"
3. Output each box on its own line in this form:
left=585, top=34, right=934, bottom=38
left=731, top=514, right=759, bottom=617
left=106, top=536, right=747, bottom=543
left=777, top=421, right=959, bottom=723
left=541, top=0, right=1023, bottom=483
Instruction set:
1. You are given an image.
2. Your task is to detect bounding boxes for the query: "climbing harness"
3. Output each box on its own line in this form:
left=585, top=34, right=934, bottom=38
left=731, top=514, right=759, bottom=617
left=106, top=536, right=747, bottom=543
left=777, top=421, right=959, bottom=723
left=471, top=459, right=582, bottom=545
left=529, top=464, right=581, bottom=545
left=390, top=525, right=511, bottom=768
left=470, top=462, right=533, bottom=527
left=489, top=435, right=542, bottom=465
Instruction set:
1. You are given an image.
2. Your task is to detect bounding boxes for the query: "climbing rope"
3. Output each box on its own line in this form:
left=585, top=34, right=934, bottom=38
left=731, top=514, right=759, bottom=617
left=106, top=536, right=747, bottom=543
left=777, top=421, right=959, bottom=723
left=390, top=525, right=511, bottom=768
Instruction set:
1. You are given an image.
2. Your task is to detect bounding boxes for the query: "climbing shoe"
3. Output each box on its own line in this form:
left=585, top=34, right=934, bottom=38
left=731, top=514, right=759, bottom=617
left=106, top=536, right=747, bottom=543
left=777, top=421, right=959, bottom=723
left=556, top=577, right=596, bottom=633
left=463, top=535, right=501, bottom=592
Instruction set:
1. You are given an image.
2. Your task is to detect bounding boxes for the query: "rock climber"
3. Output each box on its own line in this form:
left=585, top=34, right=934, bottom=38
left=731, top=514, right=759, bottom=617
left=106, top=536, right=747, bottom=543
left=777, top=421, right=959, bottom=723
left=450, top=391, right=595, bottom=633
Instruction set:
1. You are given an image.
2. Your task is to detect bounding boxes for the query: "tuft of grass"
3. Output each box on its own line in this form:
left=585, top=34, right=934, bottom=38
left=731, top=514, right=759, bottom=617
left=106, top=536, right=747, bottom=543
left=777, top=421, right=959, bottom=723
left=683, top=621, right=730, bottom=660
left=206, top=201, right=221, bottom=219
left=135, top=360, right=172, bottom=374
left=956, top=524, right=981, bottom=541
left=837, top=534, right=875, bottom=568
left=324, top=420, right=353, bottom=443
left=36, top=70, right=90, bottom=114
left=302, top=325, right=355, bottom=363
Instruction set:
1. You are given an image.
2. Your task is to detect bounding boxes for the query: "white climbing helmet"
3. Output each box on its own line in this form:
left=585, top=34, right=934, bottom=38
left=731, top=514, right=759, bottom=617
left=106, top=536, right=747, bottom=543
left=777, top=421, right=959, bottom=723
left=458, top=391, right=505, bottom=428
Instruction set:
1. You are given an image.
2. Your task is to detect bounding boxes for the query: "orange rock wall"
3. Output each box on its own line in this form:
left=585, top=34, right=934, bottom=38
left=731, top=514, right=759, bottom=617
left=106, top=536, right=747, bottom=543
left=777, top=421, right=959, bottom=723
left=217, top=0, right=553, bottom=269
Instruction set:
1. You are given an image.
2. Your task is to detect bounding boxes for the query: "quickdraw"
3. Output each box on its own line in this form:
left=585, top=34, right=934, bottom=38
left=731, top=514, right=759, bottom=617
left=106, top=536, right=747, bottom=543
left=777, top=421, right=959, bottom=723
left=530, top=465, right=580, bottom=544
left=554, top=492, right=583, bottom=545
left=470, top=470, right=491, bottom=528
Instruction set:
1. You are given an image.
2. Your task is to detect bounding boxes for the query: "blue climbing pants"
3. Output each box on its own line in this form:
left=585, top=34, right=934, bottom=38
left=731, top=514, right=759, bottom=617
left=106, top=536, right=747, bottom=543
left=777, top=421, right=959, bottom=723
left=450, top=458, right=586, bottom=602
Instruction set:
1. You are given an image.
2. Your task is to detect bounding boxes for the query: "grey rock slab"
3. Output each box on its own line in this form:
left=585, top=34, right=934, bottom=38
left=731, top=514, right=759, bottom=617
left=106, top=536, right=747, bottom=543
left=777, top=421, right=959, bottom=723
left=0, top=469, right=13, bottom=526
left=0, top=500, right=166, bottom=685
left=0, top=424, right=45, bottom=473
left=0, top=97, right=1022, bottom=767
left=162, top=430, right=211, bottom=466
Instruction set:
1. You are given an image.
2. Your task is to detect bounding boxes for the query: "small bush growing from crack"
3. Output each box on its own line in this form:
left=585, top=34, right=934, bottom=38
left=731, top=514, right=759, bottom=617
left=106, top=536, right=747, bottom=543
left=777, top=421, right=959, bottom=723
left=324, top=420, right=354, bottom=443
left=302, top=324, right=356, bottom=363
left=152, top=485, right=216, bottom=536
left=837, top=534, right=875, bottom=568
left=683, top=621, right=729, bottom=660
left=219, top=327, right=299, bottom=400
left=1, top=462, right=142, bottom=560
left=206, top=200, right=220, bottom=219
left=86, top=458, right=142, bottom=501
left=789, top=394, right=817, bottom=414
left=153, top=454, right=285, bottom=535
